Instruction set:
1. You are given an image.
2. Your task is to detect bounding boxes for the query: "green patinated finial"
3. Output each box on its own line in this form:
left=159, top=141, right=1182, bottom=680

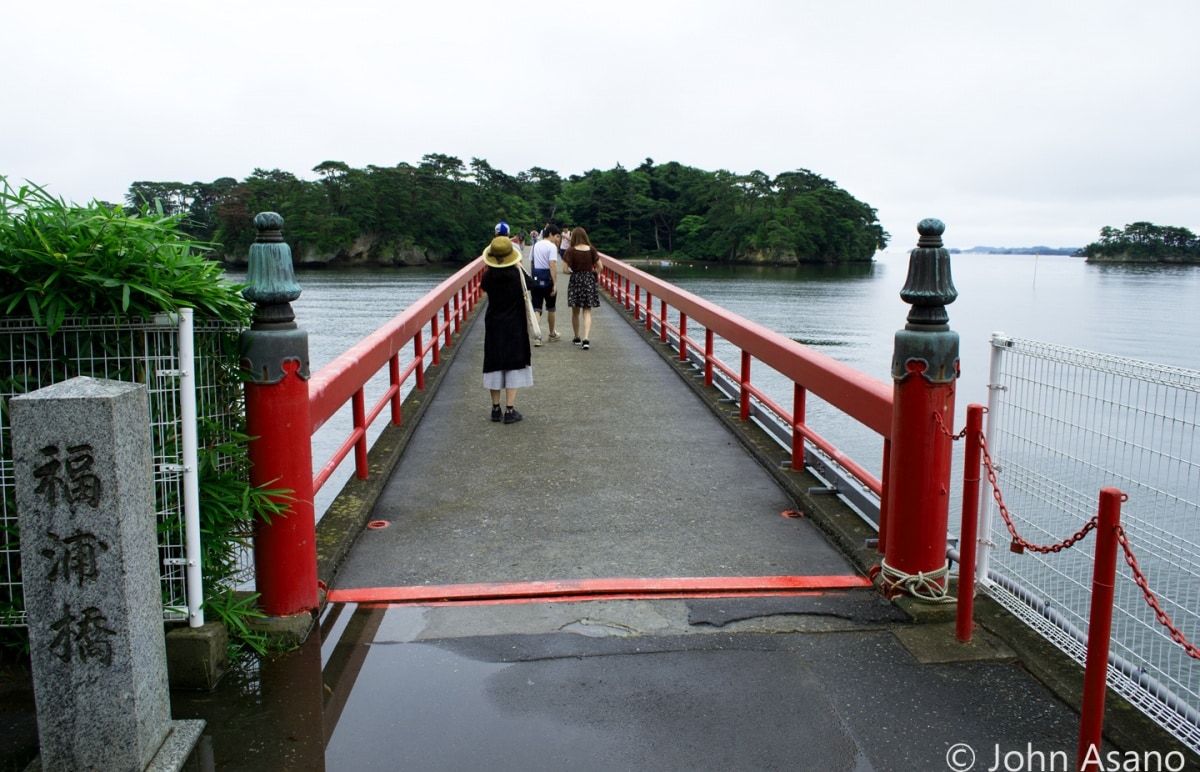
left=900, top=218, right=957, bottom=329
left=916, top=218, right=945, bottom=248
left=243, top=212, right=302, bottom=329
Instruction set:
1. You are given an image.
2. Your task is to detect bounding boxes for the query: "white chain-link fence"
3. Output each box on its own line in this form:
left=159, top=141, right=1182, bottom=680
left=0, top=313, right=246, bottom=627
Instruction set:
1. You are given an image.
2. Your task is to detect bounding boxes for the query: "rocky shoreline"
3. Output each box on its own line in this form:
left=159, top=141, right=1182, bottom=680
left=1084, top=253, right=1200, bottom=264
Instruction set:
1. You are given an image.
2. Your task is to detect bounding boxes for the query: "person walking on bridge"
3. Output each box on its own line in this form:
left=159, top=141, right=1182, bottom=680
left=562, top=226, right=603, bottom=349
left=528, top=223, right=561, bottom=345
left=480, top=236, right=532, bottom=424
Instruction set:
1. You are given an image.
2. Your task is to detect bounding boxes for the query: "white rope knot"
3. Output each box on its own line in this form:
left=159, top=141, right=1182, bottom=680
left=878, top=558, right=956, bottom=603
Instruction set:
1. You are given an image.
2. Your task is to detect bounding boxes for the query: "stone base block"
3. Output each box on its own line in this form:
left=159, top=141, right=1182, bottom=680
left=26, top=719, right=205, bottom=772
left=166, top=623, right=229, bottom=692
left=244, top=611, right=317, bottom=650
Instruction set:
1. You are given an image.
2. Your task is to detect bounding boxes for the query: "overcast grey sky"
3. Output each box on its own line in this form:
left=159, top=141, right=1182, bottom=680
left=4, top=1, right=1198, bottom=251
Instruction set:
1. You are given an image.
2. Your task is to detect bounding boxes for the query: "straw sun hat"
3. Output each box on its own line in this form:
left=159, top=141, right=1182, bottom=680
left=483, top=236, right=521, bottom=268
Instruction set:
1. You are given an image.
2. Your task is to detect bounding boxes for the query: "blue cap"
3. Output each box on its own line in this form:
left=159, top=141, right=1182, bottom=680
left=494, top=221, right=510, bottom=236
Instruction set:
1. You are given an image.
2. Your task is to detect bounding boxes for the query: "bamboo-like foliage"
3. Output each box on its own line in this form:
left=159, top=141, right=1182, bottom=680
left=0, top=179, right=252, bottom=332
left=0, top=177, right=280, bottom=653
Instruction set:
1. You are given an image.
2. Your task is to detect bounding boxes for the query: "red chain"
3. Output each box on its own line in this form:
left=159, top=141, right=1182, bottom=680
left=973, top=424, right=1199, bottom=660
left=1116, top=526, right=1200, bottom=660
left=977, top=432, right=1097, bottom=554
left=933, top=411, right=969, bottom=441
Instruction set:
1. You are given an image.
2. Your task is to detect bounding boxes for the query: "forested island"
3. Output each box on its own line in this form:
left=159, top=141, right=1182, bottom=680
left=122, top=156, right=889, bottom=267
left=1080, top=222, right=1200, bottom=264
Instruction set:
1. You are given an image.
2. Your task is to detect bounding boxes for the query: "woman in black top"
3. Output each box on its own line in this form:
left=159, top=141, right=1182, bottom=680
left=479, top=236, right=533, bottom=424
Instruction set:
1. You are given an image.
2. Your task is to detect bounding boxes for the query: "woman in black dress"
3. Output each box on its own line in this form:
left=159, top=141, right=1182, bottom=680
left=479, top=236, right=532, bottom=424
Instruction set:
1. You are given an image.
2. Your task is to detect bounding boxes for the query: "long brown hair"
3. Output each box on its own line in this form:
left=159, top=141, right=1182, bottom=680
left=570, top=227, right=593, bottom=249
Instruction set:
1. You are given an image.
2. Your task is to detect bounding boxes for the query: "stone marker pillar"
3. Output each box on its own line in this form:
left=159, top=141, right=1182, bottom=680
left=12, top=376, right=203, bottom=771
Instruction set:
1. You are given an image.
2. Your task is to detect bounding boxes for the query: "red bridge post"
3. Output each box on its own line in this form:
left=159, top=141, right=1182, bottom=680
left=881, top=219, right=960, bottom=600
left=240, top=212, right=319, bottom=627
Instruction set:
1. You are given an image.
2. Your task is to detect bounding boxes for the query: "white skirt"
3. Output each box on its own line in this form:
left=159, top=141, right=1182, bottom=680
left=483, top=366, right=533, bottom=390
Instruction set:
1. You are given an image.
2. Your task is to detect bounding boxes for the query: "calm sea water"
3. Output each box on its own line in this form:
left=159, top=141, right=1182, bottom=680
left=232, top=252, right=1200, bottom=517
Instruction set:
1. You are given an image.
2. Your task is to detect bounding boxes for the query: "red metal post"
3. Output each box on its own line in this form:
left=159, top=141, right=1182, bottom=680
left=739, top=350, right=752, bottom=421
left=244, top=361, right=319, bottom=617
left=430, top=318, right=441, bottom=367
left=1077, top=487, right=1124, bottom=769
left=645, top=292, right=654, bottom=331
left=415, top=331, right=425, bottom=391
left=240, top=212, right=319, bottom=620
left=679, top=313, right=689, bottom=361
left=792, top=384, right=807, bottom=471
left=634, top=286, right=642, bottom=320
left=389, top=355, right=402, bottom=424
left=443, top=303, right=451, bottom=347
left=955, top=404, right=984, bottom=642
left=877, top=439, right=892, bottom=555
left=883, top=219, right=960, bottom=596
left=352, top=389, right=368, bottom=479
left=885, top=357, right=958, bottom=587
left=660, top=299, right=668, bottom=342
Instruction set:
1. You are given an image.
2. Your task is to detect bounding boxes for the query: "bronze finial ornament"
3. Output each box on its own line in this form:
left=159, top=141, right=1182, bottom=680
left=243, top=212, right=302, bottom=329
left=899, top=218, right=958, bottom=330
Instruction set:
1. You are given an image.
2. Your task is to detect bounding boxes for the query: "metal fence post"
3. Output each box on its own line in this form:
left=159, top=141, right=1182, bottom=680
left=177, top=308, right=205, bottom=628
left=882, top=219, right=960, bottom=599
left=240, top=212, right=319, bottom=623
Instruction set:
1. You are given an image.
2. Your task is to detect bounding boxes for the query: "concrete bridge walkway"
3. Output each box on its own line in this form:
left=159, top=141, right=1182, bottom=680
left=329, top=291, right=858, bottom=592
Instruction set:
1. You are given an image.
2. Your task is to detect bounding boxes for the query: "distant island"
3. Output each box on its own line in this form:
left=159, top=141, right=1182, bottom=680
left=942, top=222, right=1200, bottom=264
left=950, top=246, right=1081, bottom=256
left=119, top=157, right=888, bottom=267
left=1079, top=222, right=1200, bottom=264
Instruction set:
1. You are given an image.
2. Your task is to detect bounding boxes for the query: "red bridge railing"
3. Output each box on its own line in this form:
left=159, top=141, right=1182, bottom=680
left=308, top=258, right=484, bottom=494
left=599, top=256, right=893, bottom=503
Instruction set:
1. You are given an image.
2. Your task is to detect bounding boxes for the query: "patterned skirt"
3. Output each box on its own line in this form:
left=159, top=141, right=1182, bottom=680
left=567, top=271, right=600, bottom=308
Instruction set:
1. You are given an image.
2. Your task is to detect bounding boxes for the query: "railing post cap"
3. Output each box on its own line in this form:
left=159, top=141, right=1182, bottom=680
left=244, top=211, right=300, bottom=328
left=254, top=212, right=285, bottom=243
left=917, top=218, right=945, bottom=247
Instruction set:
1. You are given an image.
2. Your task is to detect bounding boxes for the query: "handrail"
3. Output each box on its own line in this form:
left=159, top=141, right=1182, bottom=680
left=307, top=258, right=485, bottom=493
left=600, top=256, right=892, bottom=497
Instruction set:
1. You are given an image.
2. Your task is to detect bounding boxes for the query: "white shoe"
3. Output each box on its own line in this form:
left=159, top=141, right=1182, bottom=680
left=533, top=336, right=543, bottom=347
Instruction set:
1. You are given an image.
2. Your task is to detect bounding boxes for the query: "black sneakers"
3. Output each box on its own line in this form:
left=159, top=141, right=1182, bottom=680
left=503, top=407, right=523, bottom=424
left=581, top=339, right=590, bottom=350
left=491, top=404, right=502, bottom=422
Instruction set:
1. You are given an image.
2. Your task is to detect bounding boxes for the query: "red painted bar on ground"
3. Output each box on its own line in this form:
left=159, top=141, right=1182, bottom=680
left=328, top=575, right=871, bottom=605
